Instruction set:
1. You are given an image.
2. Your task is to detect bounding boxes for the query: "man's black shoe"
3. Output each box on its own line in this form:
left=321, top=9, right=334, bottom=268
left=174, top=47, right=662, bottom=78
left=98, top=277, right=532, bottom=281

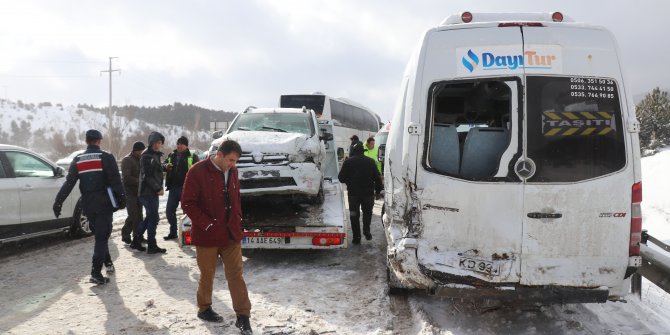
left=163, top=233, right=178, bottom=241
left=197, top=307, right=223, bottom=323
left=147, top=243, right=167, bottom=254
left=121, top=236, right=132, bottom=244
left=90, top=273, right=110, bottom=285
left=352, top=238, right=361, bottom=245
left=138, top=236, right=147, bottom=244
left=130, top=239, right=146, bottom=252
left=105, top=262, right=115, bottom=274
left=235, top=315, right=253, bottom=334
left=364, top=233, right=372, bottom=241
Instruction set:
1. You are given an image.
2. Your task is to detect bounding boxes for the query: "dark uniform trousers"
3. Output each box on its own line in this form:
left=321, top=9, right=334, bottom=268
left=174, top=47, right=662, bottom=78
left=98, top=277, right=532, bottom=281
left=89, top=210, right=113, bottom=269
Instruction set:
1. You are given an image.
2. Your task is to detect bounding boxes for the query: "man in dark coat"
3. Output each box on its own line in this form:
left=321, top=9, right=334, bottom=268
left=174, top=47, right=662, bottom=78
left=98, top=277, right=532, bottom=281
left=163, top=136, right=199, bottom=240
left=121, top=141, right=145, bottom=244
left=338, top=142, right=383, bottom=244
left=132, top=131, right=168, bottom=254
left=181, top=140, right=253, bottom=334
left=53, top=129, right=126, bottom=284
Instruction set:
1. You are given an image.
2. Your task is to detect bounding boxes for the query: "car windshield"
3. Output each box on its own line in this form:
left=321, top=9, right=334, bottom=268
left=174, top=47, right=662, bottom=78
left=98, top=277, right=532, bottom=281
left=228, top=113, right=314, bottom=136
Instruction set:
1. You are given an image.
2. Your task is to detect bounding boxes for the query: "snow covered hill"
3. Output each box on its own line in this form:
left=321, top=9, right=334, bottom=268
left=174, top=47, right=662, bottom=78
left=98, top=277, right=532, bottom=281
left=0, top=99, right=213, bottom=160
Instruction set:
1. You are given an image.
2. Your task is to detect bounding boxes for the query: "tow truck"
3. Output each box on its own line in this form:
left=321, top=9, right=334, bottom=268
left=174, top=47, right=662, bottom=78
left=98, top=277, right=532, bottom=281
left=179, top=117, right=348, bottom=249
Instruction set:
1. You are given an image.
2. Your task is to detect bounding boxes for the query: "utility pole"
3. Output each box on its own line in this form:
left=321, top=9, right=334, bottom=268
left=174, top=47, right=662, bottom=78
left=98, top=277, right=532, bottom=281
left=101, top=57, right=120, bottom=152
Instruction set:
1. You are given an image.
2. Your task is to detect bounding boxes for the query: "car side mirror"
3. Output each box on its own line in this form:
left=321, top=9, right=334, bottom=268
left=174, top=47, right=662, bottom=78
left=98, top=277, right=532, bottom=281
left=320, top=132, right=334, bottom=142
left=55, top=166, right=65, bottom=177
left=212, top=130, right=224, bottom=140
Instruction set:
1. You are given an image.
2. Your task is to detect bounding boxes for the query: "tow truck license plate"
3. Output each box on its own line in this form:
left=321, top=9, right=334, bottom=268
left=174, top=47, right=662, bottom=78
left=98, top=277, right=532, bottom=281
left=244, top=236, right=286, bottom=244
left=459, top=257, right=500, bottom=275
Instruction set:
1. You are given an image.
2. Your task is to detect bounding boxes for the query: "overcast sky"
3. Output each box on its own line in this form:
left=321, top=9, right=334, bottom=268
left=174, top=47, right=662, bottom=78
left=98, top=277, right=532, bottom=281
left=1, top=0, right=669, bottom=122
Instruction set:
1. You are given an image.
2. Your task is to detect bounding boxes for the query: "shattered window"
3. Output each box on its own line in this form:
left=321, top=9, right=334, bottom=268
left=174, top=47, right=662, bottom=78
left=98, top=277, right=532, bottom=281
left=425, top=79, right=517, bottom=181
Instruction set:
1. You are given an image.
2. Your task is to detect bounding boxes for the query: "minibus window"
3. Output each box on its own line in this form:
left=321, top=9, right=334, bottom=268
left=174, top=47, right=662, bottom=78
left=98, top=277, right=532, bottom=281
left=526, top=76, right=626, bottom=182
left=425, top=80, right=515, bottom=180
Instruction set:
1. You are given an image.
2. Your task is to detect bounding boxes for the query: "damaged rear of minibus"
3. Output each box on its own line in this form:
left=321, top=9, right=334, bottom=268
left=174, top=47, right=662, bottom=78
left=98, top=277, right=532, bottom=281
left=382, top=12, right=643, bottom=303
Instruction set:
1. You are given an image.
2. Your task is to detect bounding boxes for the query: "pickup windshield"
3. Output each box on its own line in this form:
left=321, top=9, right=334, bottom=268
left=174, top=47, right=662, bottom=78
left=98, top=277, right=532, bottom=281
left=228, top=113, right=314, bottom=136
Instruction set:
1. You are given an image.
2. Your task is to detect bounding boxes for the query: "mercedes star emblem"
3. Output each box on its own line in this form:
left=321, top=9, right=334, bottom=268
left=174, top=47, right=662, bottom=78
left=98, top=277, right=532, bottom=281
left=515, top=158, right=536, bottom=179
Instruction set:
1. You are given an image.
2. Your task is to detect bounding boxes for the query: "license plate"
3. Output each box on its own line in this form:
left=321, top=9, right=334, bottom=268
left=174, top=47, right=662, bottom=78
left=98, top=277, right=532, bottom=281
left=243, top=236, right=286, bottom=244
left=459, top=257, right=500, bottom=276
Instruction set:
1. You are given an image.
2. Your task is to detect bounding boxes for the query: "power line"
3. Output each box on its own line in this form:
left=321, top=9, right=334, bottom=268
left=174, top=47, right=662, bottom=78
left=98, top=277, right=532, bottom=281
left=0, top=74, right=97, bottom=78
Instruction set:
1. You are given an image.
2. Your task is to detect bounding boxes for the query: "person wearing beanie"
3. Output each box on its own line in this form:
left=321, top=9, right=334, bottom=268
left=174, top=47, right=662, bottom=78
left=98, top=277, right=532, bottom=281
left=163, top=135, right=199, bottom=240
left=346, top=135, right=363, bottom=160
left=337, top=141, right=383, bottom=245
left=120, top=141, right=146, bottom=245
left=53, top=129, right=126, bottom=284
left=133, top=131, right=168, bottom=254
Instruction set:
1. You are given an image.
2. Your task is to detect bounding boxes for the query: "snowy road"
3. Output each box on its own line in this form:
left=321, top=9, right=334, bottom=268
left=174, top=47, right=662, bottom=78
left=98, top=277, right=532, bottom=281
left=1, top=199, right=670, bottom=334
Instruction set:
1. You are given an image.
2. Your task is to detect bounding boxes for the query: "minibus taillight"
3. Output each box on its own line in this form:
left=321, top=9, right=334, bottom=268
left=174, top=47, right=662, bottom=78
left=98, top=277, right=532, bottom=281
left=630, top=182, right=643, bottom=256
left=461, top=12, right=473, bottom=23
left=552, top=12, right=564, bottom=22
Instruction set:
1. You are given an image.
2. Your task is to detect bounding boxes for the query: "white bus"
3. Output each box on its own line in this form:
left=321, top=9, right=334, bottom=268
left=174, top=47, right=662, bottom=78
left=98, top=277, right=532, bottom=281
left=280, top=93, right=382, bottom=160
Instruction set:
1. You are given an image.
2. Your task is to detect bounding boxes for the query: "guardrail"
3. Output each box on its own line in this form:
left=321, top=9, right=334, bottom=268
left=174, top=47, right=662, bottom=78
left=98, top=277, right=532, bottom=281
left=631, top=230, right=670, bottom=297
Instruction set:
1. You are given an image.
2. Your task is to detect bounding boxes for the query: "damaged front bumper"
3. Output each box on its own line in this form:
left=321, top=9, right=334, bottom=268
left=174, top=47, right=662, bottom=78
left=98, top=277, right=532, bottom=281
left=238, top=162, right=322, bottom=197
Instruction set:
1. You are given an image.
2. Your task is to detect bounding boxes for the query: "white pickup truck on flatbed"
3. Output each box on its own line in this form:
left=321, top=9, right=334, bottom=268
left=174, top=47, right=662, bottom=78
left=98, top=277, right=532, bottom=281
left=180, top=109, right=348, bottom=249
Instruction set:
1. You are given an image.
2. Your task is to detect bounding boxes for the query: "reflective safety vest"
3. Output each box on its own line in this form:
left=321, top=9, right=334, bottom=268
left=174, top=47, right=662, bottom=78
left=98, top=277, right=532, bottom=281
left=364, top=146, right=382, bottom=173
left=167, top=153, right=194, bottom=169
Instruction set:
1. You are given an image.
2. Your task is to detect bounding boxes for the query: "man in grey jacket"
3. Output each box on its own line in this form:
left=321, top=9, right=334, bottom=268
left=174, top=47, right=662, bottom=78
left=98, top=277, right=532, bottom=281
left=121, top=141, right=145, bottom=245
left=132, top=132, right=168, bottom=254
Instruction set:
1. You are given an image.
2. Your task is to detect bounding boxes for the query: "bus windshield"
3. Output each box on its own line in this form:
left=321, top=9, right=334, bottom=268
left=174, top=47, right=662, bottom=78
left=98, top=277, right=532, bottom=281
left=229, top=113, right=314, bottom=136
left=280, top=95, right=326, bottom=116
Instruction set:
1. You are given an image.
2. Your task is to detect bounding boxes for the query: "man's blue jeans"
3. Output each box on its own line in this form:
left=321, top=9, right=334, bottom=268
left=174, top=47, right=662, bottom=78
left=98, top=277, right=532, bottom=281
left=138, top=195, right=159, bottom=243
left=166, top=186, right=182, bottom=236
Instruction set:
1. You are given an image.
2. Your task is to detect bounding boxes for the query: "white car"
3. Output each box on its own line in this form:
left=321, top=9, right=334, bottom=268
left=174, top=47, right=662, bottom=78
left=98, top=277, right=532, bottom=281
left=209, top=107, right=333, bottom=203
left=56, top=149, right=85, bottom=169
left=0, top=144, right=89, bottom=244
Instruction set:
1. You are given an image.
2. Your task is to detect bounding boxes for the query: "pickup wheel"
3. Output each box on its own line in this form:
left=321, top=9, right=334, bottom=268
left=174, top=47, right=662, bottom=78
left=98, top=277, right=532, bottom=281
left=69, top=198, right=92, bottom=238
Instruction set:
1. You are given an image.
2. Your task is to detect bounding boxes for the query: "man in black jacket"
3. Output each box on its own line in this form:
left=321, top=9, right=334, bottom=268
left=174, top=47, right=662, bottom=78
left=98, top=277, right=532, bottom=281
left=163, top=136, right=199, bottom=240
left=132, top=131, right=168, bottom=254
left=53, top=129, right=126, bottom=284
left=338, top=142, right=382, bottom=244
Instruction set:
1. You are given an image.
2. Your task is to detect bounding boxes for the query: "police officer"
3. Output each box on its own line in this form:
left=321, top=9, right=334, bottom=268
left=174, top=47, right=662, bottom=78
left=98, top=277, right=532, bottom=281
left=53, top=129, right=126, bottom=284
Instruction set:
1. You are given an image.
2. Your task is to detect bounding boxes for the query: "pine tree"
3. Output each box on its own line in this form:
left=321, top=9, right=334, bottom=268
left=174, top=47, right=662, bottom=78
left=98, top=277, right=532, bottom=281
left=636, top=87, right=670, bottom=150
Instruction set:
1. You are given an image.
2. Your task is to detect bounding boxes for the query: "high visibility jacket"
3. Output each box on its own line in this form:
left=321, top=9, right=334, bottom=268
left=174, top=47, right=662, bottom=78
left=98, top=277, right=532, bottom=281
left=165, top=149, right=199, bottom=189
left=364, top=146, right=382, bottom=174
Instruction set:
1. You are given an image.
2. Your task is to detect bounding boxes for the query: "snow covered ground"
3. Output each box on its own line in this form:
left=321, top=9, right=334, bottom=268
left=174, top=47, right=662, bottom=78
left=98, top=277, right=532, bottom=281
left=0, top=151, right=669, bottom=334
